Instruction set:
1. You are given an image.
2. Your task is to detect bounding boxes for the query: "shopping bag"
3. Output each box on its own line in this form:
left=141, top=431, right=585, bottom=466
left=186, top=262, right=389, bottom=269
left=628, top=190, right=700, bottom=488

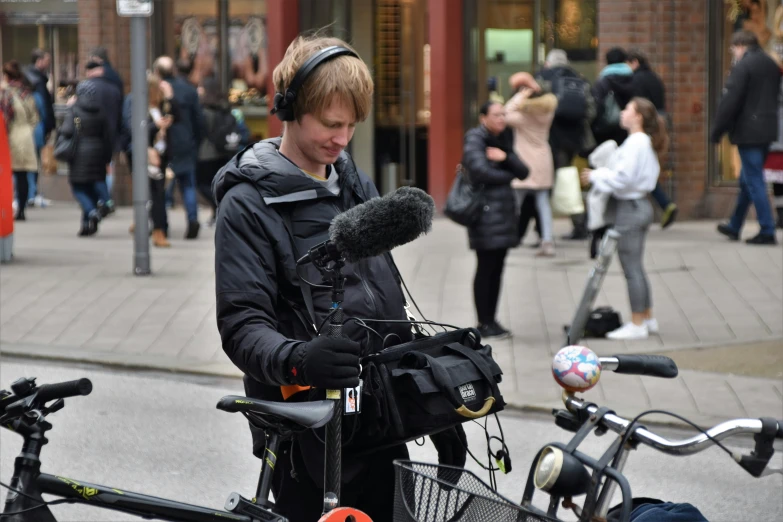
left=551, top=166, right=585, bottom=216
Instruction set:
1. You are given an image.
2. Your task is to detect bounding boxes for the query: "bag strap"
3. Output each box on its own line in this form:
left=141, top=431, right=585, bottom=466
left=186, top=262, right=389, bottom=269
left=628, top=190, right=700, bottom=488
left=444, top=342, right=501, bottom=399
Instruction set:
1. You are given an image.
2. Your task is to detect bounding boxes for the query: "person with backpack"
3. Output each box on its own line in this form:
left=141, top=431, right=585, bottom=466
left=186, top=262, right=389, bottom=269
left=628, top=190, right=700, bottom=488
left=197, top=77, right=247, bottom=226
left=536, top=49, right=596, bottom=241
left=592, top=48, right=635, bottom=148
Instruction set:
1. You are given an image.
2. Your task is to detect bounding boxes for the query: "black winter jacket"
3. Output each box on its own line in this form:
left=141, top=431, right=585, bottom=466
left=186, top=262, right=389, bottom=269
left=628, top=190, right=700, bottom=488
left=536, top=65, right=596, bottom=154
left=462, top=126, right=529, bottom=251
left=711, top=47, right=782, bottom=146
left=592, top=74, right=634, bottom=146
left=167, top=76, right=205, bottom=172
left=86, top=76, right=123, bottom=153
left=63, top=97, right=112, bottom=184
left=629, top=66, right=666, bottom=112
left=213, top=138, right=412, bottom=482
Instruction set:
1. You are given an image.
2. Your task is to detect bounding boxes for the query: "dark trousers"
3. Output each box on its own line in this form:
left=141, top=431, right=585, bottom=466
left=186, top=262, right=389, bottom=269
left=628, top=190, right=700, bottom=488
left=149, top=177, right=168, bottom=231
left=729, top=146, right=776, bottom=236
left=13, top=171, right=29, bottom=217
left=474, top=249, right=508, bottom=326
left=518, top=193, right=542, bottom=242
left=773, top=182, right=783, bottom=227
left=70, top=181, right=101, bottom=224
left=650, top=182, right=671, bottom=209
left=196, top=158, right=224, bottom=214
left=271, top=442, right=407, bottom=522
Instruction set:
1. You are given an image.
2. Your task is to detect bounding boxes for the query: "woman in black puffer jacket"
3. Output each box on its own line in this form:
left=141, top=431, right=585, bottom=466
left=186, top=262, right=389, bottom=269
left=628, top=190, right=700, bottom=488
left=462, top=101, right=529, bottom=339
left=62, top=80, right=113, bottom=236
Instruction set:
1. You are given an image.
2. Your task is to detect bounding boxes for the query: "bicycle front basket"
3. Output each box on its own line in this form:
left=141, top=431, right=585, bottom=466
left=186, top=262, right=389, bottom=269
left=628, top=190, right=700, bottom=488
left=393, top=460, right=558, bottom=522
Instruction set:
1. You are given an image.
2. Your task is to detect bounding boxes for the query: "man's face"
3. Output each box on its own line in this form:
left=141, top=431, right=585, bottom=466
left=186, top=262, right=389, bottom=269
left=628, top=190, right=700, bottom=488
left=731, top=45, right=747, bottom=61
left=37, top=53, right=51, bottom=72
left=289, top=97, right=357, bottom=167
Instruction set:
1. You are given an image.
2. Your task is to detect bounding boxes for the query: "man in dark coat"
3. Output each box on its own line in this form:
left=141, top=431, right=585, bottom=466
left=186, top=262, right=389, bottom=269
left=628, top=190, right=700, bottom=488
left=712, top=30, right=781, bottom=245
left=154, top=55, right=205, bottom=239
left=592, top=47, right=635, bottom=147
left=536, top=49, right=596, bottom=240
left=626, top=49, right=678, bottom=229
left=88, top=47, right=124, bottom=97
left=23, top=49, right=55, bottom=206
left=213, top=35, right=467, bottom=521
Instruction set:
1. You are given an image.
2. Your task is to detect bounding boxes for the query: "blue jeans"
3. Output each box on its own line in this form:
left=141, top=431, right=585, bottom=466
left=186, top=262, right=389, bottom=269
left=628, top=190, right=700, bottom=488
left=26, top=172, right=37, bottom=201
left=729, top=146, right=776, bottom=236
left=95, top=180, right=112, bottom=205
left=70, top=182, right=101, bottom=223
left=175, top=169, right=198, bottom=223
left=650, top=182, right=671, bottom=209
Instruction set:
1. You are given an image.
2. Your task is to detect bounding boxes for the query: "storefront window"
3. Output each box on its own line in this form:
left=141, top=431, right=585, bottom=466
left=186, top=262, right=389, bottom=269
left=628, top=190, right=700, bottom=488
left=173, top=0, right=268, bottom=106
left=463, top=0, right=597, bottom=129
left=710, top=0, right=780, bottom=185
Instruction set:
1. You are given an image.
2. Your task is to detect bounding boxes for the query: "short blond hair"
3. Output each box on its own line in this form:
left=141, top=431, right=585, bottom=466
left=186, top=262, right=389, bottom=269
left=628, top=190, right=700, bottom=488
left=272, top=35, right=373, bottom=122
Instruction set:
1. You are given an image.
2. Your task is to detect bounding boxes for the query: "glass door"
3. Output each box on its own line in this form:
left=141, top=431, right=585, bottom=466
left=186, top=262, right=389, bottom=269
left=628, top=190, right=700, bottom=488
left=374, top=0, right=429, bottom=194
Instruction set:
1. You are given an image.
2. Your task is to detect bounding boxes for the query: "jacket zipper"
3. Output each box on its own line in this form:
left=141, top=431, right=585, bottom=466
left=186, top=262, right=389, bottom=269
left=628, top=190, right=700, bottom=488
left=330, top=201, right=379, bottom=320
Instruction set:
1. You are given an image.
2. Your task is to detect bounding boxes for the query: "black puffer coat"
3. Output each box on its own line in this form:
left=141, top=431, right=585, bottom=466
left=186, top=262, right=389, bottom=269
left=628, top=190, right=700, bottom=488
left=213, top=138, right=412, bottom=482
left=462, top=126, right=529, bottom=251
left=63, top=82, right=113, bottom=184
left=711, top=47, right=782, bottom=146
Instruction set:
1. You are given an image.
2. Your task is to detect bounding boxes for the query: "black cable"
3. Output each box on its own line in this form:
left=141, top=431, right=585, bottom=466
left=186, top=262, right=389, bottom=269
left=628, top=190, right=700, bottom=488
left=295, top=264, right=330, bottom=290
left=0, top=483, right=83, bottom=518
left=611, top=409, right=736, bottom=469
left=351, top=318, right=463, bottom=332
left=0, top=480, right=47, bottom=504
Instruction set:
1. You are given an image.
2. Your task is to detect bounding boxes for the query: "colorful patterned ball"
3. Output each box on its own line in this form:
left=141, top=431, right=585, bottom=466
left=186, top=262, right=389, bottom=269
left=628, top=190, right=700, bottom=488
left=552, top=346, right=602, bottom=392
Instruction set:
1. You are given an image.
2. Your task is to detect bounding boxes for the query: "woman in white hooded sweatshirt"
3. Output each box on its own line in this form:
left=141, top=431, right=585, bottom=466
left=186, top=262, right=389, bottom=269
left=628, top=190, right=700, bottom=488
left=581, top=97, right=669, bottom=340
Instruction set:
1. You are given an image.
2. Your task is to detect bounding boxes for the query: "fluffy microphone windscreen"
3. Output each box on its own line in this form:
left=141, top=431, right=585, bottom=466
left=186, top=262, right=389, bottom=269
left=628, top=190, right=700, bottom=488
left=329, top=186, right=435, bottom=263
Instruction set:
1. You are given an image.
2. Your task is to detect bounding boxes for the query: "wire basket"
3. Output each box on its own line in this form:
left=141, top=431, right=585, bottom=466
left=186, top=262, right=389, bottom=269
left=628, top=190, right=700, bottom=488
left=393, top=460, right=559, bottom=522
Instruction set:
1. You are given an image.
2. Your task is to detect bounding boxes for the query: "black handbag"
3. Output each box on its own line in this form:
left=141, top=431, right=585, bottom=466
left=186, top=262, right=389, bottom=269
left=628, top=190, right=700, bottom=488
left=353, top=327, right=505, bottom=452
left=444, top=164, right=484, bottom=227
left=54, top=109, right=81, bottom=163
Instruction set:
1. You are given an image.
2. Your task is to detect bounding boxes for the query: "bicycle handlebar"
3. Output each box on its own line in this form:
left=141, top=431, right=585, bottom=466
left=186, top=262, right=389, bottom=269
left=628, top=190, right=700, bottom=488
left=599, top=355, right=678, bottom=379
left=36, top=379, right=93, bottom=403
left=563, top=394, right=782, bottom=455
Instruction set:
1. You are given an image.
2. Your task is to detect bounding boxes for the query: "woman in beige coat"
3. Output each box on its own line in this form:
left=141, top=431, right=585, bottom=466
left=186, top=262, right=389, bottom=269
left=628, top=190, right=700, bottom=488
left=505, top=72, right=558, bottom=256
left=1, top=61, right=39, bottom=221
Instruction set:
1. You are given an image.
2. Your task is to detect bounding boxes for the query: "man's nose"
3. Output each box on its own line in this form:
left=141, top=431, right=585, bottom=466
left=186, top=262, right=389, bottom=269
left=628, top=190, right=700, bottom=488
left=332, top=129, right=350, bottom=147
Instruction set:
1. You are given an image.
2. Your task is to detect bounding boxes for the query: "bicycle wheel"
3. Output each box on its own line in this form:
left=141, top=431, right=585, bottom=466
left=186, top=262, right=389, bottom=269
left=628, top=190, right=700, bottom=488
left=393, top=460, right=558, bottom=522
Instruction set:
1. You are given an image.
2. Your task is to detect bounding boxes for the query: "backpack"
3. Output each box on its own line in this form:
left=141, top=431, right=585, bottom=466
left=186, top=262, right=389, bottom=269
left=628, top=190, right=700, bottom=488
left=552, top=74, right=590, bottom=121
left=594, top=91, right=622, bottom=134
left=584, top=307, right=622, bottom=338
left=208, top=108, right=243, bottom=156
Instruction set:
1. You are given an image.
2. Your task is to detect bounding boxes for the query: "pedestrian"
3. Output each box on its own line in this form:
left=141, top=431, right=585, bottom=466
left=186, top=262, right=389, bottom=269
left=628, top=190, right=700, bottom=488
left=713, top=30, right=781, bottom=246
left=145, top=74, right=175, bottom=247
left=197, top=77, right=238, bottom=226
left=23, top=48, right=55, bottom=208
left=763, top=70, right=783, bottom=230
left=626, top=49, right=678, bottom=229
left=61, top=80, right=113, bottom=236
left=1, top=61, right=39, bottom=222
left=462, top=100, right=529, bottom=340
left=580, top=97, right=667, bottom=340
left=213, top=34, right=466, bottom=521
left=535, top=49, right=596, bottom=241
left=505, top=72, right=558, bottom=257
left=153, top=56, right=205, bottom=239
left=592, top=47, right=635, bottom=148
left=81, top=56, right=122, bottom=217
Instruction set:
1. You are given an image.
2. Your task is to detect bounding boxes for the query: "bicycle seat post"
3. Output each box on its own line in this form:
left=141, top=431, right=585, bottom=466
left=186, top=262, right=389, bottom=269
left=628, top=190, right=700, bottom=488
left=254, top=431, right=282, bottom=506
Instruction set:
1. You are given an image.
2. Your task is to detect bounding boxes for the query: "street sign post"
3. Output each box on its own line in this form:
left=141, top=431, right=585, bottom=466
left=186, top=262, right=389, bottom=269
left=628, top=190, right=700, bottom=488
left=118, top=0, right=152, bottom=275
left=117, top=0, right=153, bottom=17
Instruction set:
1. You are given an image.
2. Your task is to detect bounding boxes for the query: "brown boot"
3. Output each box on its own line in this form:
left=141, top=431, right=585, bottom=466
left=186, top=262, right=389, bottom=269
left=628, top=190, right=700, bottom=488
left=152, top=229, right=171, bottom=248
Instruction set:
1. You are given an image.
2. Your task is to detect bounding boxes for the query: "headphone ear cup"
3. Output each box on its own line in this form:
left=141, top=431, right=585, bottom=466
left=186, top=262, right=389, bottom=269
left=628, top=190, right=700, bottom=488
left=273, top=90, right=295, bottom=122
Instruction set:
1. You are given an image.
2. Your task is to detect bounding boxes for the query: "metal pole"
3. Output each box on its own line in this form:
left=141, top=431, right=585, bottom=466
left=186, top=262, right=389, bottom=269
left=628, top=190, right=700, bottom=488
left=131, top=16, right=151, bottom=276
left=218, top=0, right=230, bottom=95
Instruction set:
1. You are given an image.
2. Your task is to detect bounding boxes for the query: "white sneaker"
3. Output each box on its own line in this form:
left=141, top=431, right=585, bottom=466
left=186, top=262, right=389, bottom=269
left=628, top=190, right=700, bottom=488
left=34, top=195, right=52, bottom=208
left=607, top=322, right=649, bottom=340
left=12, top=200, right=18, bottom=212
left=645, top=318, right=659, bottom=334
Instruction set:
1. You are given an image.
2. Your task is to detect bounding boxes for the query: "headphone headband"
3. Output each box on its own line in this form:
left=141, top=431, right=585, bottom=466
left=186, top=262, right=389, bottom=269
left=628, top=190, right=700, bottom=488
left=272, top=45, right=360, bottom=122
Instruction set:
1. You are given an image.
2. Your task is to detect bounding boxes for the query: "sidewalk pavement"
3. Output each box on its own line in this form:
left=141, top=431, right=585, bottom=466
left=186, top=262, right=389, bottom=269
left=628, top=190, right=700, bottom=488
left=1, top=204, right=781, bottom=427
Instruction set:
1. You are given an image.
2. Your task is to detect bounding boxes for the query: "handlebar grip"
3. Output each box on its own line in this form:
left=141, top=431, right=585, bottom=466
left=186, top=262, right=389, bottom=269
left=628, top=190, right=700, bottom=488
left=37, top=379, right=92, bottom=403
left=613, top=355, right=678, bottom=378
left=777, top=420, right=783, bottom=439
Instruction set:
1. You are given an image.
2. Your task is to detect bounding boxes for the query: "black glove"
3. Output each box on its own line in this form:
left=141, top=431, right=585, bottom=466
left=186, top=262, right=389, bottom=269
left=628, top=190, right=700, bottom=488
left=286, top=336, right=361, bottom=389
left=430, top=424, right=468, bottom=468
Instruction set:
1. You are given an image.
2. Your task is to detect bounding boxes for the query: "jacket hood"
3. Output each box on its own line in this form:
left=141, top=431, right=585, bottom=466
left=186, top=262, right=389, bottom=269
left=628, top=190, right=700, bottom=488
left=599, top=63, right=633, bottom=78
left=604, top=74, right=634, bottom=90
left=75, top=80, right=102, bottom=111
left=520, top=93, right=558, bottom=114
left=213, top=137, right=361, bottom=206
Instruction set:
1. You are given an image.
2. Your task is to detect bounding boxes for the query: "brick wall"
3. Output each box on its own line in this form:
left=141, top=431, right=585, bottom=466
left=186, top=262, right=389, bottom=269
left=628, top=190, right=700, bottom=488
left=598, top=0, right=710, bottom=219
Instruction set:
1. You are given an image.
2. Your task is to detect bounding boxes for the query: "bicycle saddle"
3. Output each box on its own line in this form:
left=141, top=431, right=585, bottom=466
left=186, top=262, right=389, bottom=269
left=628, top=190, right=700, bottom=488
left=216, top=395, right=334, bottom=430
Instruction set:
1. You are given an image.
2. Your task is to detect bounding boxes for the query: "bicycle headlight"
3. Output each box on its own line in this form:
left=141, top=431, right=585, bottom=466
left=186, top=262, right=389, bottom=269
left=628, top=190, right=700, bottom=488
left=533, top=446, right=591, bottom=497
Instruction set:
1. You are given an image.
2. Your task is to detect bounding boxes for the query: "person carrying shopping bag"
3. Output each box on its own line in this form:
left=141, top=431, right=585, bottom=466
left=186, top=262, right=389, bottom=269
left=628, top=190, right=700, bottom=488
left=505, top=72, right=558, bottom=257
left=580, top=97, right=668, bottom=340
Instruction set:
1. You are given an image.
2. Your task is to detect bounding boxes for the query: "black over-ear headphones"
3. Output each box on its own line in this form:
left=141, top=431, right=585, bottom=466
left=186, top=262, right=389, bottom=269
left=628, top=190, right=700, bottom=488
left=271, top=45, right=359, bottom=122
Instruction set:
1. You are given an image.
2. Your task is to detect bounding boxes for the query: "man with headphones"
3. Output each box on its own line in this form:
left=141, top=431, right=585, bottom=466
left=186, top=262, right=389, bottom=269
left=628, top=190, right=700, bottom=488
left=212, top=35, right=467, bottom=520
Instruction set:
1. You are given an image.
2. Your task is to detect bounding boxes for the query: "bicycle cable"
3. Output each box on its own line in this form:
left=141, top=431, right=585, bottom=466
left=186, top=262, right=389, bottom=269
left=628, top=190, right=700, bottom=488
left=0, top=481, right=85, bottom=518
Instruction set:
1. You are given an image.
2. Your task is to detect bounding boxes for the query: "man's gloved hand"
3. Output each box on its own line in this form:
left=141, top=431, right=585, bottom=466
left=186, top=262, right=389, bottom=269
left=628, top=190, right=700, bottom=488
left=286, top=336, right=361, bottom=389
left=430, top=424, right=468, bottom=468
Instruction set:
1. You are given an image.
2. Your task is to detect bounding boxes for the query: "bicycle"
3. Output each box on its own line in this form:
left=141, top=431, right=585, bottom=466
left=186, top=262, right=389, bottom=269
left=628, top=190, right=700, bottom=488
left=392, top=348, right=783, bottom=522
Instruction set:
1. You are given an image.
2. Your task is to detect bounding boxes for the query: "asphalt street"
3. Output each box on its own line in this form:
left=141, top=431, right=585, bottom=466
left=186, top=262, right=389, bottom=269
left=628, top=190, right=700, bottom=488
left=0, top=358, right=781, bottom=522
